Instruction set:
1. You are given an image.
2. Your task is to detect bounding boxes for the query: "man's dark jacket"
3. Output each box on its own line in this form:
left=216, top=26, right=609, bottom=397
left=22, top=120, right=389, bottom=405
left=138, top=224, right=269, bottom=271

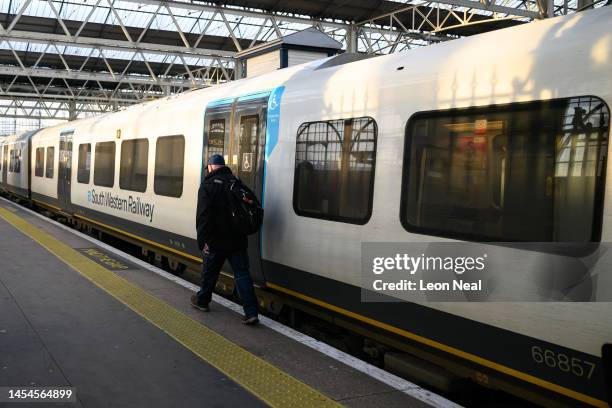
left=196, top=166, right=247, bottom=252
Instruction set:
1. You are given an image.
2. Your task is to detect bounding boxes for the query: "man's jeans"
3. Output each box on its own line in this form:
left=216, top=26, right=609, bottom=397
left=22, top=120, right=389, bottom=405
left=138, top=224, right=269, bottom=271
left=196, top=249, right=258, bottom=318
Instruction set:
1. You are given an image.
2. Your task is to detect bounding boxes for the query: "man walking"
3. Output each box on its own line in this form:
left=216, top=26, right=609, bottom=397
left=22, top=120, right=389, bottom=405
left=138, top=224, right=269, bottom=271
left=192, top=154, right=259, bottom=325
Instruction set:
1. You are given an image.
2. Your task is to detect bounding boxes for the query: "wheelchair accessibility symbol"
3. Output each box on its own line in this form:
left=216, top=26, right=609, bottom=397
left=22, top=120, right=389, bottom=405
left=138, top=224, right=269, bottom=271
left=269, top=94, right=278, bottom=110
left=242, top=153, right=253, bottom=172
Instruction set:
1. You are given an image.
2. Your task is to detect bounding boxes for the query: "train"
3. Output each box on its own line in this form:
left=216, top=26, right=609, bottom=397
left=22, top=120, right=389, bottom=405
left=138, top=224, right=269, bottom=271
left=1, top=7, right=611, bottom=407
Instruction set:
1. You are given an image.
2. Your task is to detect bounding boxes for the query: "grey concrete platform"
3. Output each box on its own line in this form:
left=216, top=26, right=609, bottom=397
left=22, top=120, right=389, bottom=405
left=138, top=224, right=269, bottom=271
left=0, top=198, right=436, bottom=408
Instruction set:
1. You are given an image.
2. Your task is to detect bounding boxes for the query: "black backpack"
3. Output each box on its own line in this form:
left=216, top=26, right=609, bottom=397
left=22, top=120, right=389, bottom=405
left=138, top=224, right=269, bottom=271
left=224, top=177, right=264, bottom=235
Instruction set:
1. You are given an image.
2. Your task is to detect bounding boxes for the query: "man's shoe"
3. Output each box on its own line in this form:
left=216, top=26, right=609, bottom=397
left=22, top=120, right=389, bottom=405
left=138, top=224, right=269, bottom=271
left=190, top=295, right=210, bottom=312
left=242, top=315, right=259, bottom=326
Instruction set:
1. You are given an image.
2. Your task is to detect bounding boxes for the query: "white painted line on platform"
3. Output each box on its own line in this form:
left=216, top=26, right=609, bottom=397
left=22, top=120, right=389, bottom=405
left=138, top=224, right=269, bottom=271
left=0, top=196, right=462, bottom=408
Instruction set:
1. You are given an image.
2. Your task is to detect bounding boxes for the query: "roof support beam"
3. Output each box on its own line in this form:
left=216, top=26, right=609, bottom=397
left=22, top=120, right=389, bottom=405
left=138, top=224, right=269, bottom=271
left=220, top=10, right=243, bottom=52
left=0, top=65, right=200, bottom=87
left=0, top=94, right=133, bottom=105
left=357, top=0, right=540, bottom=23
left=5, top=0, right=33, bottom=33
left=1, top=30, right=236, bottom=61
left=122, top=0, right=450, bottom=40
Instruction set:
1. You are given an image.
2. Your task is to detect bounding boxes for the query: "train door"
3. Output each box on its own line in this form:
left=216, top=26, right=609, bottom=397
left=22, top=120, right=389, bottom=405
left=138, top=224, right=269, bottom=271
left=203, top=95, right=268, bottom=283
left=58, top=130, right=74, bottom=211
left=2, top=145, right=7, bottom=185
left=233, top=97, right=267, bottom=283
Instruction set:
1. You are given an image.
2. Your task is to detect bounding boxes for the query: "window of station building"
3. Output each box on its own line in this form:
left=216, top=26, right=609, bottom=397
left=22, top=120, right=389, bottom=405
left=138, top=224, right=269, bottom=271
left=94, top=141, right=116, bottom=187
left=77, top=143, right=91, bottom=184
left=120, top=139, right=149, bottom=192
left=401, top=96, right=610, bottom=242
left=45, top=147, right=54, bottom=178
left=293, top=117, right=377, bottom=224
left=35, top=147, right=45, bottom=177
left=154, top=135, right=185, bottom=198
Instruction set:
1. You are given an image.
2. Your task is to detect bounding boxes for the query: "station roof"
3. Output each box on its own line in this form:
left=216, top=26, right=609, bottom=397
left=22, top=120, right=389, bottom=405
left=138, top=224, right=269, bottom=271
left=200, top=0, right=523, bottom=36
left=0, top=0, right=526, bottom=89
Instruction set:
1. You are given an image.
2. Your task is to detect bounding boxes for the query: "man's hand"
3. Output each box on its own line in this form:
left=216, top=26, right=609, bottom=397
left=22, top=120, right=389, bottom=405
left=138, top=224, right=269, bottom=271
left=202, top=243, right=210, bottom=255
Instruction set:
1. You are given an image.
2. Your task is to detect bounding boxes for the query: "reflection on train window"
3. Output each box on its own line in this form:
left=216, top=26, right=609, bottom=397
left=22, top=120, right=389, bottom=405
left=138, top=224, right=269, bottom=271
left=293, top=117, right=377, bottom=224
left=77, top=143, right=91, bottom=184
left=9, top=148, right=21, bottom=173
left=120, top=139, right=149, bottom=192
left=94, top=142, right=115, bottom=187
left=207, top=119, right=225, bottom=158
left=402, top=96, right=609, bottom=242
left=35, top=148, right=44, bottom=177
left=155, top=135, right=185, bottom=198
left=45, top=147, right=54, bottom=178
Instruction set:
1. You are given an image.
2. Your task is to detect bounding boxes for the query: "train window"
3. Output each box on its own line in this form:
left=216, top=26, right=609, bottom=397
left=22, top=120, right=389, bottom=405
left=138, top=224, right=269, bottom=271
left=293, top=117, right=377, bottom=224
left=45, top=147, right=54, bottom=178
left=207, top=119, right=226, bottom=158
left=35, top=148, right=45, bottom=177
left=401, top=96, right=610, bottom=242
left=120, top=139, right=148, bottom=192
left=94, top=141, right=115, bottom=187
left=9, top=149, right=16, bottom=173
left=154, top=135, right=184, bottom=198
left=16, top=148, right=22, bottom=173
left=77, top=143, right=91, bottom=184
left=9, top=148, right=22, bottom=173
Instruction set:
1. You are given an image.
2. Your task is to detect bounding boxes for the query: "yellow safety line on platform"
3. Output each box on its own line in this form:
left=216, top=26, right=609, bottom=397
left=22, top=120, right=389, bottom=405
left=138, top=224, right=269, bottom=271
left=0, top=207, right=341, bottom=408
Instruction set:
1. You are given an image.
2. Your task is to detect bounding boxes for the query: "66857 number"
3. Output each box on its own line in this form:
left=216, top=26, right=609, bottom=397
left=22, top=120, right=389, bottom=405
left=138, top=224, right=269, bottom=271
left=531, top=346, right=596, bottom=379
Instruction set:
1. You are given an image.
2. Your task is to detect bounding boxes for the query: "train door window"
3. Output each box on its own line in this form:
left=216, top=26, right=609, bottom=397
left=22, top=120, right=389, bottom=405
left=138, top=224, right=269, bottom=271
left=35, top=148, right=45, bottom=177
left=154, top=135, right=184, bottom=198
left=120, top=139, right=149, bottom=192
left=207, top=119, right=226, bottom=158
left=9, top=148, right=21, bottom=173
left=233, top=114, right=260, bottom=185
left=45, top=147, right=54, bottom=178
left=12, top=148, right=22, bottom=173
left=293, top=117, right=378, bottom=224
left=2, top=146, right=7, bottom=176
left=401, top=96, right=609, bottom=242
left=94, top=141, right=115, bottom=187
left=8, top=149, right=15, bottom=172
left=77, top=143, right=91, bottom=184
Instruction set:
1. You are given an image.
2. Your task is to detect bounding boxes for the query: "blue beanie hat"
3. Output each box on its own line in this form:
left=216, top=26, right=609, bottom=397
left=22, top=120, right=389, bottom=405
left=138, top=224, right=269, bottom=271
left=207, top=154, right=225, bottom=165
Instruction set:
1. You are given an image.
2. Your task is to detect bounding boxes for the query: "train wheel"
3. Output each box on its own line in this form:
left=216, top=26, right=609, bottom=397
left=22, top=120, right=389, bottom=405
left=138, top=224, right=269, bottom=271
left=141, top=248, right=155, bottom=264
left=162, top=257, right=185, bottom=276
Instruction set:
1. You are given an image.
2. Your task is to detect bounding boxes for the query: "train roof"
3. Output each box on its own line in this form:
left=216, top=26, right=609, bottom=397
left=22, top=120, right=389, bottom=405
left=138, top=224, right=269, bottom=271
left=0, top=130, right=40, bottom=143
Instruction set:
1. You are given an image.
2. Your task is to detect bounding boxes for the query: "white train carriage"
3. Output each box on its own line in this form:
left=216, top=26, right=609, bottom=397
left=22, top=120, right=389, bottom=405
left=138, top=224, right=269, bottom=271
left=1, top=131, right=34, bottom=198
left=0, top=137, right=4, bottom=190
left=12, top=7, right=612, bottom=406
left=29, top=127, right=61, bottom=208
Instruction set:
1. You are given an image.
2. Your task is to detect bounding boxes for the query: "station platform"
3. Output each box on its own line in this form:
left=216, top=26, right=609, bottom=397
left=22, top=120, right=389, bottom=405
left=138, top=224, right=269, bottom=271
left=0, top=198, right=455, bottom=408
